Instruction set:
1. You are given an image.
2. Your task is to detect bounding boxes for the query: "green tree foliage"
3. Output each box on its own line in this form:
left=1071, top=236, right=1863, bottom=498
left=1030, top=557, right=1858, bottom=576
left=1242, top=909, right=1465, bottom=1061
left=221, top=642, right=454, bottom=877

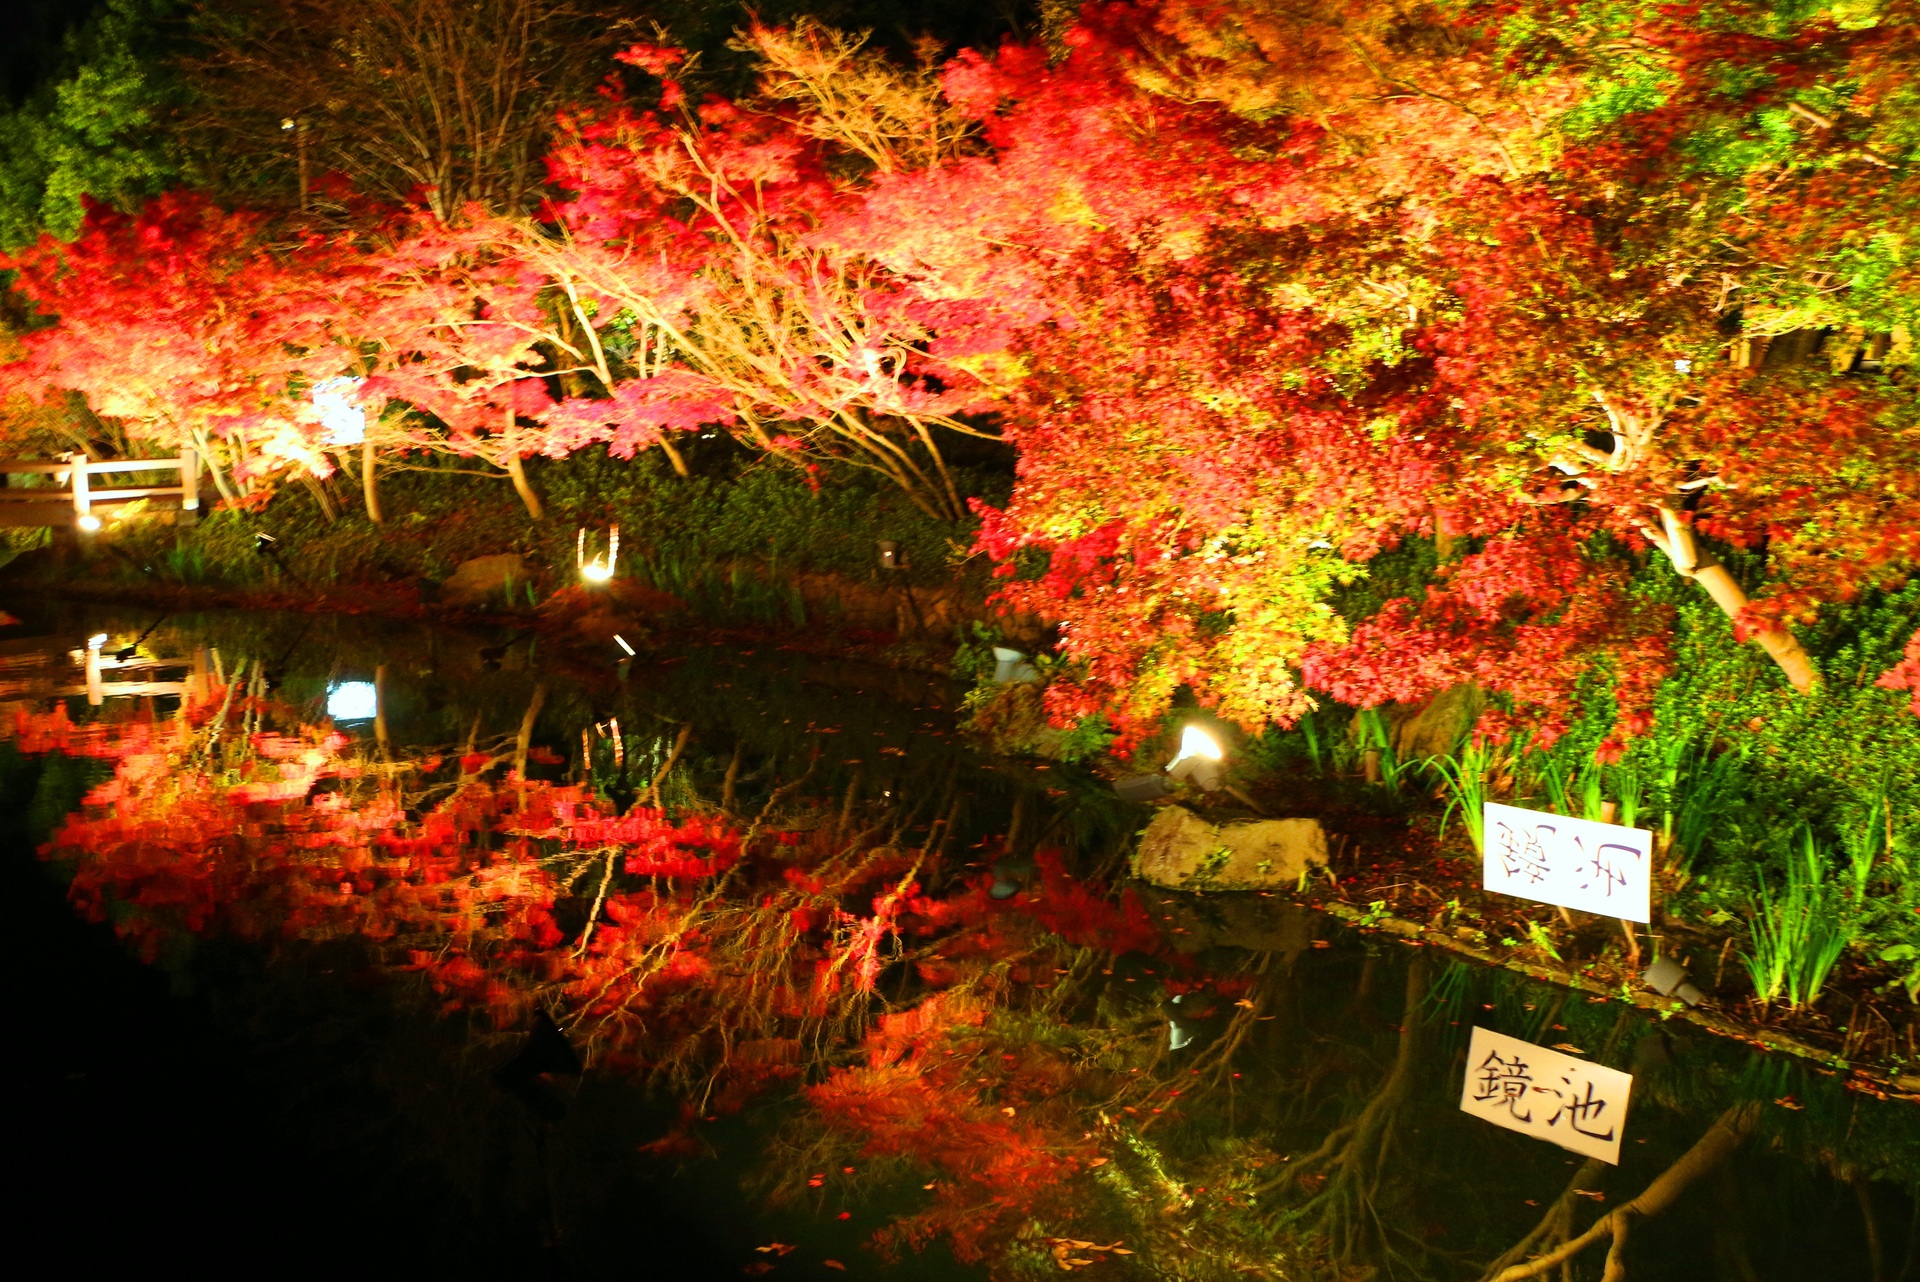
left=0, top=0, right=183, bottom=249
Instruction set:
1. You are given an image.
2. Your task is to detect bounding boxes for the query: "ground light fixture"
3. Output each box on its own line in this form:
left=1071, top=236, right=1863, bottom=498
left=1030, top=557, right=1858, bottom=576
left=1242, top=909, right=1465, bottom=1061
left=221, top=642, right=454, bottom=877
left=1166, top=724, right=1226, bottom=793
left=1643, top=957, right=1707, bottom=1007
left=578, top=524, right=619, bottom=583
left=1111, top=723, right=1229, bottom=802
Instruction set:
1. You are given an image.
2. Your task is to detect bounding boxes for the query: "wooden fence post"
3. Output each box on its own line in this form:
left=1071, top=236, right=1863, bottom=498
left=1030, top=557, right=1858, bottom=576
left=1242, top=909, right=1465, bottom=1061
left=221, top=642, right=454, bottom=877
left=68, top=453, right=93, bottom=528
left=179, top=444, right=200, bottom=522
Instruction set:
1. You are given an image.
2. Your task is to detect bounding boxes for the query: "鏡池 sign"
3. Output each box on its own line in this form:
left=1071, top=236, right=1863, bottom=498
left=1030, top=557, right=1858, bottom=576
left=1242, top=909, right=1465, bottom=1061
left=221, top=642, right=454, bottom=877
left=1460, top=1026, right=1632, bottom=1164
left=1482, top=801, right=1652, bottom=923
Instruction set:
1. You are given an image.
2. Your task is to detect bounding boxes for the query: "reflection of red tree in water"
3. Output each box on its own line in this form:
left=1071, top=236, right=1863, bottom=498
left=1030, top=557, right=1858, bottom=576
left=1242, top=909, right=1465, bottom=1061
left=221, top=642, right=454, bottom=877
left=13, top=686, right=1169, bottom=1262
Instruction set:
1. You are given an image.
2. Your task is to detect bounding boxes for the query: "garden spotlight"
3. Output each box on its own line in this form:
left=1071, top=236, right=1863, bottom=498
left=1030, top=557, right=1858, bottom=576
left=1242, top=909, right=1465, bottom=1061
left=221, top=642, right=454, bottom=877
left=578, top=524, right=619, bottom=583
left=76, top=513, right=102, bottom=532
left=1167, top=724, right=1226, bottom=793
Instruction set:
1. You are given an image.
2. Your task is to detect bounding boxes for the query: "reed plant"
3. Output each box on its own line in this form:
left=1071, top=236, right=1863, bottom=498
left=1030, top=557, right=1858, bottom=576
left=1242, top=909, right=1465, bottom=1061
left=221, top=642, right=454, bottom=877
left=1744, top=827, right=1851, bottom=1010
left=1428, top=736, right=1494, bottom=855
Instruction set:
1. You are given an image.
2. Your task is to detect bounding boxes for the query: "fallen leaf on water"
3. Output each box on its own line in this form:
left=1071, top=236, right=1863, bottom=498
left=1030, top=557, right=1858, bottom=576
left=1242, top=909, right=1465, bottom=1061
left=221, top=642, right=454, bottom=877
left=1234, top=999, right=1256, bottom=1009
left=1775, top=1096, right=1805, bottom=1110
left=823, top=1262, right=846, bottom=1272
left=1551, top=1043, right=1586, bottom=1054
left=1002, top=1106, right=1017, bottom=1116
left=923, top=1182, right=936, bottom=1190
left=743, top=1265, right=774, bottom=1277
left=1572, top=1190, right=1606, bottom=1202
left=755, top=1243, right=797, bottom=1256
left=1087, top=1157, right=1109, bottom=1167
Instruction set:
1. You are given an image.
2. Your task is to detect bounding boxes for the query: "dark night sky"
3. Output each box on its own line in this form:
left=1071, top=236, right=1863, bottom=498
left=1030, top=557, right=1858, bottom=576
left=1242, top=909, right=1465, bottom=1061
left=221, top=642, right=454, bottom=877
left=2, top=0, right=107, bottom=106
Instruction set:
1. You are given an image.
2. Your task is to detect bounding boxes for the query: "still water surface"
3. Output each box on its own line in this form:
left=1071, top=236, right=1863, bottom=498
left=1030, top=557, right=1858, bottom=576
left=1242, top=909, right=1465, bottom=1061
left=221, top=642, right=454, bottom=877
left=1, top=599, right=1912, bottom=1280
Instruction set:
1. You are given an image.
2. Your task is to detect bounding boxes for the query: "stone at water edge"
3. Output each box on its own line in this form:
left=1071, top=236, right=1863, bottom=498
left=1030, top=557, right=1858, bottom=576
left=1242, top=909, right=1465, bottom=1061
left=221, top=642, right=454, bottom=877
left=440, top=553, right=529, bottom=606
left=1133, top=806, right=1328, bottom=890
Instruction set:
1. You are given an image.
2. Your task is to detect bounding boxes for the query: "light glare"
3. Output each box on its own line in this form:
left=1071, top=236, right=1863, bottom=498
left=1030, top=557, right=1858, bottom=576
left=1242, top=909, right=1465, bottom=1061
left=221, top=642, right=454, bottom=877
left=77, top=513, right=103, bottom=532
left=327, top=681, right=378, bottom=720
left=312, top=376, right=367, bottom=446
left=1172, top=724, right=1224, bottom=764
left=87, top=633, right=108, bottom=650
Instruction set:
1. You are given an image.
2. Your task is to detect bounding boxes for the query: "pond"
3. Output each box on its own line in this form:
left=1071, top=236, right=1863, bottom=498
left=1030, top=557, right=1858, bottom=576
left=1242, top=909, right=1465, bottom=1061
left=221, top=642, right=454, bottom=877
left=2, top=597, right=1913, bottom=1281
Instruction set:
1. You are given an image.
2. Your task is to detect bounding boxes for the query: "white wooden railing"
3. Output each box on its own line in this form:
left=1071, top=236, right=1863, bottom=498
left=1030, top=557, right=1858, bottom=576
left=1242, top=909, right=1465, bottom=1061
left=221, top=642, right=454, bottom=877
left=0, top=449, right=201, bottom=525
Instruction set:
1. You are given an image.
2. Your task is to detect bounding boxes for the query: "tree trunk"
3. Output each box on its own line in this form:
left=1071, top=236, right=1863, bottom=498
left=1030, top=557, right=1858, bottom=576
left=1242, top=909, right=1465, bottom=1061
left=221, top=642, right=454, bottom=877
left=1687, top=562, right=1818, bottom=691
left=658, top=435, right=690, bottom=478
left=362, top=438, right=383, bottom=523
left=1649, top=506, right=1817, bottom=692
left=506, top=450, right=543, bottom=520
left=503, top=402, right=544, bottom=520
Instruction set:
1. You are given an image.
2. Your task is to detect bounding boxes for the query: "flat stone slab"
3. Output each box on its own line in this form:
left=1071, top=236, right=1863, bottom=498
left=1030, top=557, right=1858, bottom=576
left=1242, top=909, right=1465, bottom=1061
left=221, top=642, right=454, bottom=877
left=1133, top=805, right=1328, bottom=891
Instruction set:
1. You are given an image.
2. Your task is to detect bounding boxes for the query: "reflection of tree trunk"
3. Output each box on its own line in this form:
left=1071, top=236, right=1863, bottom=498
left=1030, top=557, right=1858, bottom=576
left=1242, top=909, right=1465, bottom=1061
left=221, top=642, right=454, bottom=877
left=720, top=743, right=744, bottom=812
left=1489, top=1102, right=1760, bottom=1281
left=1006, top=790, right=1030, bottom=857
left=374, top=663, right=390, bottom=759
left=1856, top=1175, right=1888, bottom=1282
left=1710, top=1163, right=1760, bottom=1282
left=514, top=683, right=547, bottom=778
left=1258, top=959, right=1427, bottom=1264
left=1481, top=1157, right=1609, bottom=1280
left=644, top=723, right=693, bottom=809
left=837, top=768, right=862, bottom=839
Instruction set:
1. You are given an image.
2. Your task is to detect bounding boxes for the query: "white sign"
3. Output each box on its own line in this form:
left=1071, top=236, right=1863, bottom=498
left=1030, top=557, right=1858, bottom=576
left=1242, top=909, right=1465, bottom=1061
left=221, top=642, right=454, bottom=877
left=1482, top=801, right=1652, bottom=923
left=1460, top=1026, right=1632, bottom=1164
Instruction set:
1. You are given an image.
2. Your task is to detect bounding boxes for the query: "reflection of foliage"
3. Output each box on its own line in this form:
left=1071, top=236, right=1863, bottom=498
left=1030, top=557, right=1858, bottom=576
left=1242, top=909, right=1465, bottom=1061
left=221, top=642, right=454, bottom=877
left=14, top=621, right=1920, bottom=1278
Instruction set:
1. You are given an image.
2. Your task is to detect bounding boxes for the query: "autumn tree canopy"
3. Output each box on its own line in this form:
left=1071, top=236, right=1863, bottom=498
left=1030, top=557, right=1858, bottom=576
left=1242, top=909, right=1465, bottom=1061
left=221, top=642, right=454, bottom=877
left=3, top=0, right=1916, bottom=746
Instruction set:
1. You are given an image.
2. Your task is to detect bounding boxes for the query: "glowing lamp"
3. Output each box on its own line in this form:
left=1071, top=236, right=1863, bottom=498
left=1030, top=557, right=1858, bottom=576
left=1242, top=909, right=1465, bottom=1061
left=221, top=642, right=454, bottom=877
left=577, top=524, right=620, bottom=583
left=87, top=633, right=108, bottom=650
left=327, top=681, right=378, bottom=720
left=312, top=376, right=367, bottom=447
left=76, top=513, right=103, bottom=532
left=1167, top=724, right=1226, bottom=792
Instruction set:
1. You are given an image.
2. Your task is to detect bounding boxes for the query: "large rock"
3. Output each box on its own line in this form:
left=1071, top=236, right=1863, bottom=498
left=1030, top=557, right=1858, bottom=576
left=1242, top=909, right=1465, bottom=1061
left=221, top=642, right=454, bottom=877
left=440, top=553, right=529, bottom=606
left=1395, top=683, right=1486, bottom=760
left=1348, top=683, right=1487, bottom=762
left=1133, top=806, right=1328, bottom=891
